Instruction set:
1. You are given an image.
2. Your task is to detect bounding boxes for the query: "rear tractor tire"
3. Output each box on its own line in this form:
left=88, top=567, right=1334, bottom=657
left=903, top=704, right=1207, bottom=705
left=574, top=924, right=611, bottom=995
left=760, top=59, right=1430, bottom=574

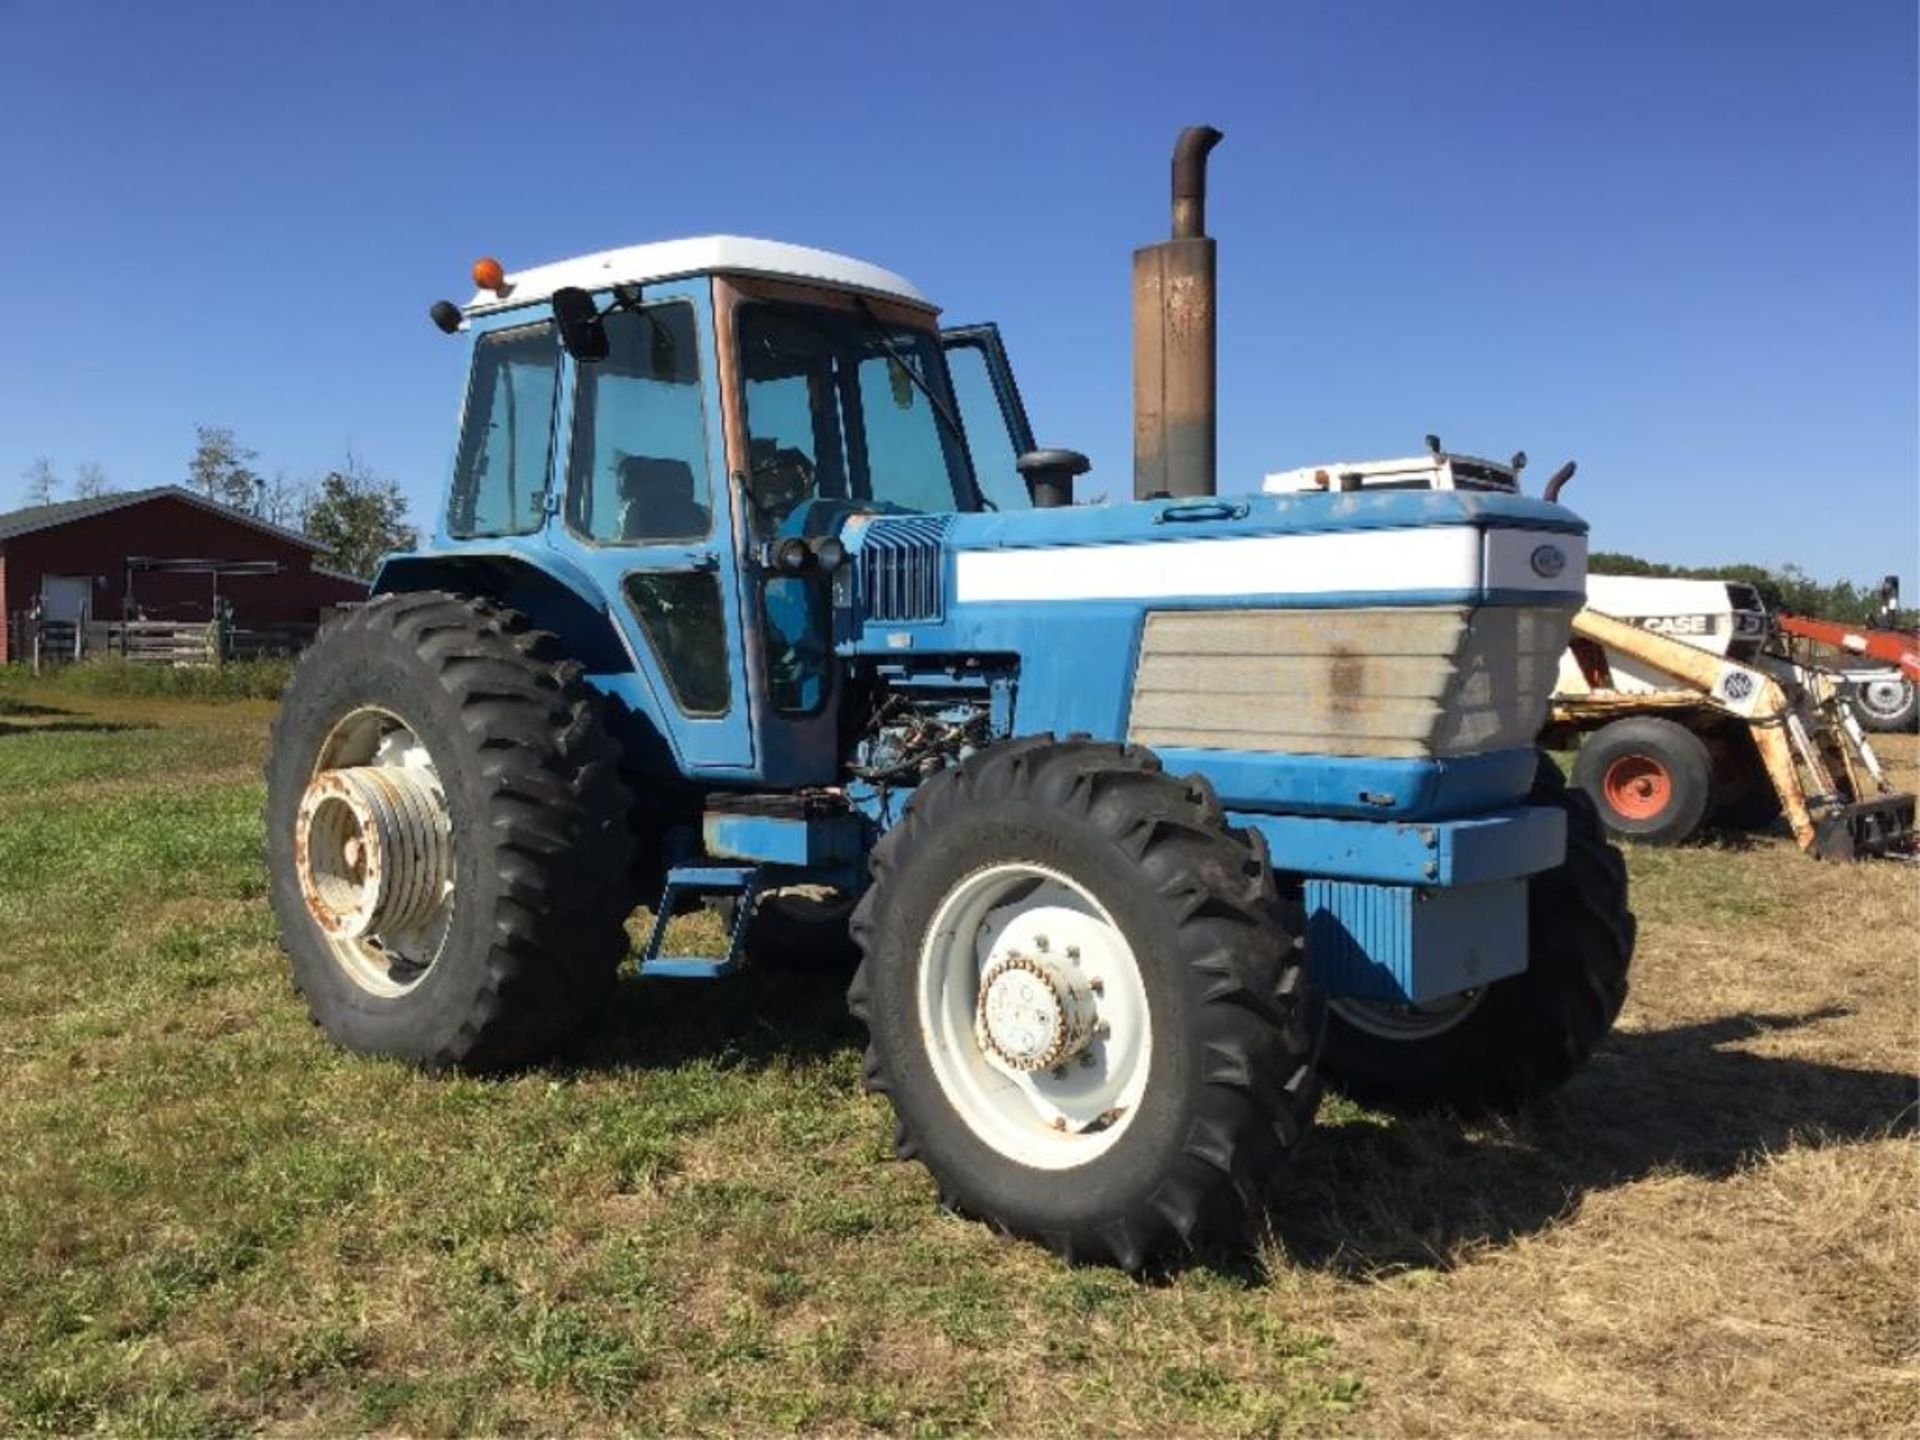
left=1571, top=715, right=1713, bottom=845
left=265, top=592, right=635, bottom=1071
left=1850, top=674, right=1919, bottom=734
left=1321, top=756, right=1634, bottom=1111
left=848, top=738, right=1323, bottom=1269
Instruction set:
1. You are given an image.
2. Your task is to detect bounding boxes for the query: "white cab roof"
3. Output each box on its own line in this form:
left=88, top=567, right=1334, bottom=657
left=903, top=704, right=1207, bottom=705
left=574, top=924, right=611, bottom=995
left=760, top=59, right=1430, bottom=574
left=465, top=235, right=935, bottom=316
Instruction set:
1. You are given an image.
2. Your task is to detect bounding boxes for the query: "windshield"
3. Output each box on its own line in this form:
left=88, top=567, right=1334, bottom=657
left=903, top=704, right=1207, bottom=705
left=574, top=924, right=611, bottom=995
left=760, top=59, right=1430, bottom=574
left=735, top=300, right=974, bottom=535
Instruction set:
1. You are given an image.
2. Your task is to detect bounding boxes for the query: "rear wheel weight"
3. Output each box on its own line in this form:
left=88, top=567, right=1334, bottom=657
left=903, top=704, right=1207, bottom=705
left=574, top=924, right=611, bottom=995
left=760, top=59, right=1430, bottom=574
left=1320, top=755, right=1635, bottom=1111
left=848, top=738, right=1323, bottom=1269
left=265, top=591, right=636, bottom=1071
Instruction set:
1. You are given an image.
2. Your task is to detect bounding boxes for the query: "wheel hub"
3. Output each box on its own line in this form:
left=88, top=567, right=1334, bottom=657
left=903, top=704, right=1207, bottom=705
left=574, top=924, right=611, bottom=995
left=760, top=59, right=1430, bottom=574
left=1602, top=753, right=1672, bottom=820
left=975, top=949, right=1099, bottom=1072
left=296, top=764, right=452, bottom=941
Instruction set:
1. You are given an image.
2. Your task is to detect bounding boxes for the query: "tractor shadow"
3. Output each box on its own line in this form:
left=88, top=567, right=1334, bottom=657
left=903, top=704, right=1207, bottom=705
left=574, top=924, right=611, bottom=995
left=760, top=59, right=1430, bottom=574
left=561, top=970, right=1916, bottom=1281
left=0, top=695, right=152, bottom=736
left=555, top=959, right=865, bottom=1075
left=1267, top=1007, right=1918, bottom=1279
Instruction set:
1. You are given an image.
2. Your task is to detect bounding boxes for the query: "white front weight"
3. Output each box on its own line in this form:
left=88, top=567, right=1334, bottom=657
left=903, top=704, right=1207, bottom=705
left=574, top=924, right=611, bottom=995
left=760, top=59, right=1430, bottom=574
left=296, top=765, right=452, bottom=941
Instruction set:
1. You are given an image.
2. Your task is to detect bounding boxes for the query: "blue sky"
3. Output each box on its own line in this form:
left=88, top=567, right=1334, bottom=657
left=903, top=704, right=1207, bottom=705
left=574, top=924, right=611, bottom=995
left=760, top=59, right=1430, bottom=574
left=0, top=0, right=1913, bottom=584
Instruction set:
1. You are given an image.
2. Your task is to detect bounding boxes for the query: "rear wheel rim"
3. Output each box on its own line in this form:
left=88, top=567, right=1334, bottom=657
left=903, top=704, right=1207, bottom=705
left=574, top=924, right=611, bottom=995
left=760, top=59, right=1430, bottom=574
left=1858, top=678, right=1913, bottom=719
left=1602, top=753, right=1673, bottom=821
left=295, top=707, right=455, bottom=998
left=916, top=861, right=1152, bottom=1170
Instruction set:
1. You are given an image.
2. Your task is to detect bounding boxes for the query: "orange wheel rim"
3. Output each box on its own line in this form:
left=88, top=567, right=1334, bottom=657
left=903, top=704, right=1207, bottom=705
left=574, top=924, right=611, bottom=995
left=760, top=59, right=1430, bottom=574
left=1603, top=754, right=1672, bottom=820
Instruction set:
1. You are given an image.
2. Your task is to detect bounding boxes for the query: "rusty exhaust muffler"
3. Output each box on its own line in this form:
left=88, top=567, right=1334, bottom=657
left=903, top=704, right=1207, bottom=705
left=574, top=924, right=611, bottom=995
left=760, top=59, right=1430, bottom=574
left=1134, top=125, right=1223, bottom=500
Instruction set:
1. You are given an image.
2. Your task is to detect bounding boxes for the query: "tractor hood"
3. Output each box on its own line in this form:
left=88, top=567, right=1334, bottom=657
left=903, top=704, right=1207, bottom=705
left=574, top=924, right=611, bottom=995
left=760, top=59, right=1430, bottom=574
left=833, top=489, right=1587, bottom=821
left=838, top=489, right=1586, bottom=627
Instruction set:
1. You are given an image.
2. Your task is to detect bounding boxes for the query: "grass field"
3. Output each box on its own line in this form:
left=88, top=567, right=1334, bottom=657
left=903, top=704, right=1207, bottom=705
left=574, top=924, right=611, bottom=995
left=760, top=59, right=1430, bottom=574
left=1, top=675, right=1914, bottom=1436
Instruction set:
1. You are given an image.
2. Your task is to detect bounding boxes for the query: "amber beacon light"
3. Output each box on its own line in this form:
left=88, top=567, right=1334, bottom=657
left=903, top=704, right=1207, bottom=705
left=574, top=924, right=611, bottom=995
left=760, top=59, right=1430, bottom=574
left=471, top=256, right=510, bottom=297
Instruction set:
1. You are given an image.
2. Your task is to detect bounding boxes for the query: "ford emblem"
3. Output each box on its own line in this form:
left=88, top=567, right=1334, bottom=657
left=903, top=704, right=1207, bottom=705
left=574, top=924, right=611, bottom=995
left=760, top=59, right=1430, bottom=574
left=1530, top=543, right=1567, bottom=579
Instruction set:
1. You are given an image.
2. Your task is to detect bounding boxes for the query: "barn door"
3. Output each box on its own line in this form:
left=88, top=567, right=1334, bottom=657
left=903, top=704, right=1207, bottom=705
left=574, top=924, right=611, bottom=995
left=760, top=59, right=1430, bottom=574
left=41, top=575, right=92, bottom=624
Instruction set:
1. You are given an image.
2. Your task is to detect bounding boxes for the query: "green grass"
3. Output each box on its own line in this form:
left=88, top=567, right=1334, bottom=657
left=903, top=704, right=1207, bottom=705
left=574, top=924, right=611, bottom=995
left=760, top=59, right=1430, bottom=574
left=19, top=656, right=294, bottom=702
left=0, top=672, right=1910, bottom=1436
left=0, top=676, right=1368, bottom=1435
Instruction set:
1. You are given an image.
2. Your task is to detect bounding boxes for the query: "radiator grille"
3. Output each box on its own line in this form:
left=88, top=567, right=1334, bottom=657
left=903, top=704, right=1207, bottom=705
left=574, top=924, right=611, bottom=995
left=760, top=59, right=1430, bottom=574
left=859, top=515, right=952, bottom=623
left=1128, top=605, right=1572, bottom=758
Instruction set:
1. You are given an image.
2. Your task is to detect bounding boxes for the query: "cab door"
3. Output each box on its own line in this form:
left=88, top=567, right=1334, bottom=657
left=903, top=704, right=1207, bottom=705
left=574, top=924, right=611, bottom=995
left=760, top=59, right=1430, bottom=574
left=555, top=283, right=755, bottom=773
left=941, top=323, right=1037, bottom=511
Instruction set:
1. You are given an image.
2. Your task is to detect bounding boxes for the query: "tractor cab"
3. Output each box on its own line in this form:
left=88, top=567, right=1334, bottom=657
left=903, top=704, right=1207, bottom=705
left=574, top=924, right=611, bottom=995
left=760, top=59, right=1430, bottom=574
left=408, top=238, right=1080, bottom=784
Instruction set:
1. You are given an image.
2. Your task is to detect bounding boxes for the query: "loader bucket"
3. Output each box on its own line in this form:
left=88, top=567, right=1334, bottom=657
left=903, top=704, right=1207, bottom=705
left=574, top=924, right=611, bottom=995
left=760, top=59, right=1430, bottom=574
left=1810, top=793, right=1918, bottom=861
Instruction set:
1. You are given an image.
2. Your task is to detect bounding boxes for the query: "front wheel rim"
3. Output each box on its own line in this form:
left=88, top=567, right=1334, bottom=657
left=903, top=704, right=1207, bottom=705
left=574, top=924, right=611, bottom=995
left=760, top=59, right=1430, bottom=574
left=1331, top=988, right=1486, bottom=1041
left=915, top=861, right=1152, bottom=1170
left=295, top=707, right=455, bottom=998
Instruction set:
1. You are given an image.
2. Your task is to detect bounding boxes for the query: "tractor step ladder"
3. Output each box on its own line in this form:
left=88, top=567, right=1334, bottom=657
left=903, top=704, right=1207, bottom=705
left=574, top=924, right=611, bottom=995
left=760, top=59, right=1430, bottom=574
left=638, top=864, right=762, bottom=979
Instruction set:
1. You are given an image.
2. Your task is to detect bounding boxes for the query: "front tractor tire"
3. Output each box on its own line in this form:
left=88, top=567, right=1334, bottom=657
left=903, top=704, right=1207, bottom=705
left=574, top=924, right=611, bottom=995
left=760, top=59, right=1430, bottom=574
left=265, top=592, right=635, bottom=1071
left=1321, top=757, right=1635, bottom=1111
left=848, top=739, right=1322, bottom=1270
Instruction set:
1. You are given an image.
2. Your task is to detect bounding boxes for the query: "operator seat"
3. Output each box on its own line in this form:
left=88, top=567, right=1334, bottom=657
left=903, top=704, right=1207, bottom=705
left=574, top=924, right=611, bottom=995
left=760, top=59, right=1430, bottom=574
left=617, top=456, right=710, bottom=540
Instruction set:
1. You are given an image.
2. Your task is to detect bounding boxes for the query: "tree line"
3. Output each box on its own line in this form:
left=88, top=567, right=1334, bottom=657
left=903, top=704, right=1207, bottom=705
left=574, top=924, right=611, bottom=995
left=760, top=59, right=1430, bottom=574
left=1591, top=552, right=1915, bottom=627
left=14, top=426, right=416, bottom=580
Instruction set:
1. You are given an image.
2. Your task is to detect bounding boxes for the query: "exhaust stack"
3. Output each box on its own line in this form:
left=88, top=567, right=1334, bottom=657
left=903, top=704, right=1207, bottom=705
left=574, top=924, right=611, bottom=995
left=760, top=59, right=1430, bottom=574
left=1134, top=125, right=1223, bottom=500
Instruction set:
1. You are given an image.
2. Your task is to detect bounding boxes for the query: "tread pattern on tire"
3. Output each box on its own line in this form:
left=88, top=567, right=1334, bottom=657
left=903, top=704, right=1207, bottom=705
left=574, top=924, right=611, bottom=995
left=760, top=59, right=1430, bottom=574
left=846, top=737, right=1323, bottom=1269
left=1320, top=757, right=1634, bottom=1112
left=267, top=590, right=634, bottom=1071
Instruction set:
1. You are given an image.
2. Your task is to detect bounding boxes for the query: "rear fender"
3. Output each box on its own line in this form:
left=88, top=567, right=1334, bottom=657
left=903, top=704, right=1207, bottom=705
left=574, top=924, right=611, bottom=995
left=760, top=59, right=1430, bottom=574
left=372, top=549, right=680, bottom=777
left=373, top=549, right=632, bottom=674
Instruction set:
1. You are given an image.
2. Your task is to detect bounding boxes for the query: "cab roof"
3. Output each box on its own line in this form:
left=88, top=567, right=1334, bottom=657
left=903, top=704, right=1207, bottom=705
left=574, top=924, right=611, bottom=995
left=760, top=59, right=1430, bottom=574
left=464, top=235, right=936, bottom=317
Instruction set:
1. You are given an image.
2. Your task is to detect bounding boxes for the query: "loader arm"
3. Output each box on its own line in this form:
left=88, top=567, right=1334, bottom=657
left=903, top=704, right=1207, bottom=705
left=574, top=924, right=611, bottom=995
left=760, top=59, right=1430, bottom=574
left=1562, top=609, right=1915, bottom=859
left=1776, top=614, right=1920, bottom=682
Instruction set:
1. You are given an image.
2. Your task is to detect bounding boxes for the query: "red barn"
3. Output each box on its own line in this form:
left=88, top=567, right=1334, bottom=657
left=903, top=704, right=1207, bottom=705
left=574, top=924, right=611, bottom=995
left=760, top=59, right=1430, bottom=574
left=0, top=486, right=367, bottom=664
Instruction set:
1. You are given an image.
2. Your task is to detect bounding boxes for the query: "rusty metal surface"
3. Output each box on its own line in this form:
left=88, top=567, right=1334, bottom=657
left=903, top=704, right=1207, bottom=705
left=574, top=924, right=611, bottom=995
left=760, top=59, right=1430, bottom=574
left=1132, top=239, right=1217, bottom=500
left=1134, top=126, right=1224, bottom=501
left=1171, top=125, right=1224, bottom=241
left=296, top=764, right=451, bottom=940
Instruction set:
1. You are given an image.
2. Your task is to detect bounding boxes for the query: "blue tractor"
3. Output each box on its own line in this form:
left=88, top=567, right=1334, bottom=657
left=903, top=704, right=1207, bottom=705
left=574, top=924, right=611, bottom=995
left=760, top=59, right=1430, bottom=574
left=267, top=129, right=1632, bottom=1268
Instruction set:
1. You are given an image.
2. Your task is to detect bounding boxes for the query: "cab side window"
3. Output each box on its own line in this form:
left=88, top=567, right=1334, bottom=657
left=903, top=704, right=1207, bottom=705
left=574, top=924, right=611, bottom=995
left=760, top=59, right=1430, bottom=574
left=566, top=302, right=712, bottom=544
left=448, top=325, right=559, bottom=538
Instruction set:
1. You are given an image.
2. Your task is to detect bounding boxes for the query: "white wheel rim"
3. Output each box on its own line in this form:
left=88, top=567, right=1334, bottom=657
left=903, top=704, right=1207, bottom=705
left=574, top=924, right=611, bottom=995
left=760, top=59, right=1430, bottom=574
left=1331, top=988, right=1485, bottom=1041
left=915, top=861, right=1152, bottom=1170
left=1859, top=678, right=1912, bottom=716
left=296, top=707, right=455, bottom=998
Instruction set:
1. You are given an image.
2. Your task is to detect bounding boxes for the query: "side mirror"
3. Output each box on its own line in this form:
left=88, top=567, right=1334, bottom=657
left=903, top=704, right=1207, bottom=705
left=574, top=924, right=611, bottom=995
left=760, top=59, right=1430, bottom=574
left=552, top=286, right=609, bottom=362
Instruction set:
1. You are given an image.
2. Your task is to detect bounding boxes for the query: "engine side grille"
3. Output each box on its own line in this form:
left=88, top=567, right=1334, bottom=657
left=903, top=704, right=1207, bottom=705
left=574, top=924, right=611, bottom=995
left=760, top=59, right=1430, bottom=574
left=1128, top=605, right=1572, bottom=759
left=859, top=515, right=952, bottom=623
